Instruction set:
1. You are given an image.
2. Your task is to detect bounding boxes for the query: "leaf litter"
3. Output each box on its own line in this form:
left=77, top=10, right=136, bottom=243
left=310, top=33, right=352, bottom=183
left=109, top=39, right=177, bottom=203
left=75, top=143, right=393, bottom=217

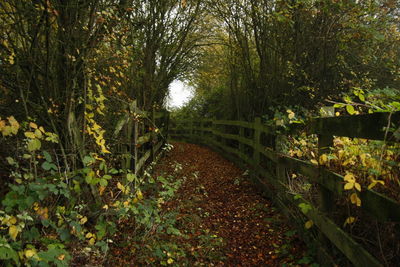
left=106, top=142, right=311, bottom=266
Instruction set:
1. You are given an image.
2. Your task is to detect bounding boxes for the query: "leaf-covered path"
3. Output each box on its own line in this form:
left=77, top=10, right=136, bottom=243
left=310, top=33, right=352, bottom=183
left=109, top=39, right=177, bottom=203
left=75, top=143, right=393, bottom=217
left=108, top=142, right=310, bottom=266
left=158, top=142, right=309, bottom=265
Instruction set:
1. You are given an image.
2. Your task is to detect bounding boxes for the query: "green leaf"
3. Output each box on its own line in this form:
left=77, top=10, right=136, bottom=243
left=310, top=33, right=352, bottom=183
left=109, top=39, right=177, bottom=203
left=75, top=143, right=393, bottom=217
left=6, top=157, right=16, bottom=166
left=27, top=139, right=41, bottom=152
left=346, top=105, right=355, bottom=115
left=43, top=151, right=52, bottom=162
left=83, top=156, right=95, bottom=166
left=126, top=173, right=136, bottom=182
left=42, top=161, right=56, bottom=171
left=103, top=175, right=112, bottom=180
left=109, top=168, right=119, bottom=174
left=298, top=203, right=312, bottom=214
left=0, top=246, right=19, bottom=264
left=99, top=179, right=108, bottom=187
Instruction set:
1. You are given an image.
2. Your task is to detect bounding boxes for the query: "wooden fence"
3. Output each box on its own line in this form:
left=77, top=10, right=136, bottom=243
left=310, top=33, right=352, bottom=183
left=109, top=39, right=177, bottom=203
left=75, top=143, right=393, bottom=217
left=112, top=100, right=169, bottom=175
left=169, top=111, right=400, bottom=267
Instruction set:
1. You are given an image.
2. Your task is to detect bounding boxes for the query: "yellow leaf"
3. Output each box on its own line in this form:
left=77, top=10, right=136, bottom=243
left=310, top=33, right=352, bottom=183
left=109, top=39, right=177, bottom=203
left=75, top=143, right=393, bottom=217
left=58, top=254, right=65, bottom=261
left=137, top=189, right=143, bottom=200
left=89, top=237, right=96, bottom=245
left=117, top=182, right=124, bottom=191
left=101, top=145, right=111, bottom=154
left=80, top=216, right=88, bottom=225
left=344, top=182, right=354, bottom=190
left=167, top=258, right=174, bottom=264
left=99, top=186, right=106, bottom=196
left=39, top=126, right=45, bottom=133
left=2, top=126, right=12, bottom=136
left=344, top=173, right=355, bottom=182
left=86, top=232, right=93, bottom=239
left=310, top=159, right=318, bottom=165
left=305, top=220, right=314, bottom=229
left=344, top=216, right=356, bottom=226
left=354, top=182, right=361, bottom=192
left=350, top=193, right=361, bottom=207
left=319, top=154, right=328, bottom=164
left=34, top=129, right=43, bottom=139
left=25, top=249, right=37, bottom=258
left=36, top=207, right=49, bottom=220
left=0, top=119, right=5, bottom=131
left=24, top=132, right=36, bottom=139
left=29, top=122, right=38, bottom=129
left=102, top=205, right=109, bottom=210
left=9, top=225, right=19, bottom=240
left=8, top=116, right=19, bottom=135
left=8, top=216, right=17, bottom=225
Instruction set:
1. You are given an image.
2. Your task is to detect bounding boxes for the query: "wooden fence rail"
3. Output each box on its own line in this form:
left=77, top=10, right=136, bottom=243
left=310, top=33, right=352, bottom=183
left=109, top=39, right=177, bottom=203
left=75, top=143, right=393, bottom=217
left=169, top=111, right=400, bottom=267
left=112, top=100, right=169, bottom=175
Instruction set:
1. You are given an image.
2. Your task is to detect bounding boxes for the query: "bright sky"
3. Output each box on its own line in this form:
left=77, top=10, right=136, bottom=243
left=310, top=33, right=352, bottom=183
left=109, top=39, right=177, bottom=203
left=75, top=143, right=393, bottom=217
left=168, top=80, right=193, bottom=108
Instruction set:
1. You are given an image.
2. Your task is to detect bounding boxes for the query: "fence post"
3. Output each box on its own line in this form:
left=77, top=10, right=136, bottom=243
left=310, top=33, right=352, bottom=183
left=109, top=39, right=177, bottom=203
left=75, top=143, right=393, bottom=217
left=318, top=133, right=334, bottom=212
left=199, top=119, right=203, bottom=140
left=212, top=117, right=216, bottom=143
left=252, top=117, right=261, bottom=179
left=239, top=126, right=245, bottom=156
left=275, top=134, right=286, bottom=184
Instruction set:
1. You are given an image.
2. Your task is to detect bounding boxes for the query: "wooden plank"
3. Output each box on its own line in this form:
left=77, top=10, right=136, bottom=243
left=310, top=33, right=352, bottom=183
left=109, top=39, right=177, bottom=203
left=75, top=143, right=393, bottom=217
left=154, top=140, right=163, bottom=155
left=212, top=129, right=253, bottom=147
left=213, top=120, right=254, bottom=129
left=135, top=150, right=151, bottom=174
left=308, top=111, right=400, bottom=141
left=137, top=133, right=151, bottom=145
left=257, top=151, right=400, bottom=222
left=207, top=137, right=254, bottom=166
left=304, top=205, right=382, bottom=267
left=360, top=189, right=400, bottom=222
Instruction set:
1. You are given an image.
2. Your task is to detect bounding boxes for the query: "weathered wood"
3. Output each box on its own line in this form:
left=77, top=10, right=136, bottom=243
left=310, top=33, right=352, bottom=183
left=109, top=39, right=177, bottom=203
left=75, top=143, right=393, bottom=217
left=318, top=134, right=334, bottom=214
left=135, top=150, right=151, bottom=174
left=308, top=111, right=400, bottom=141
left=137, top=133, right=151, bottom=145
left=304, top=204, right=382, bottom=267
left=360, top=189, right=400, bottom=222
left=213, top=119, right=254, bottom=129
left=253, top=118, right=262, bottom=179
left=171, top=112, right=400, bottom=266
left=212, top=129, right=253, bottom=147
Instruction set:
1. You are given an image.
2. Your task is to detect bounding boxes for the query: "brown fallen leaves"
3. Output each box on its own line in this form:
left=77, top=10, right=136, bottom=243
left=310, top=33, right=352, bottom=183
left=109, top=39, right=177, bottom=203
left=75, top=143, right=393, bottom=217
left=106, top=142, right=309, bottom=266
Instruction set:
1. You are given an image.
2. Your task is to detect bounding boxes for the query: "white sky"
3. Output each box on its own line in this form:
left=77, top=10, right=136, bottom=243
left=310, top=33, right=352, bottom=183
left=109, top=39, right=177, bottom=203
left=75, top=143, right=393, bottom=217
left=168, top=80, right=193, bottom=108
